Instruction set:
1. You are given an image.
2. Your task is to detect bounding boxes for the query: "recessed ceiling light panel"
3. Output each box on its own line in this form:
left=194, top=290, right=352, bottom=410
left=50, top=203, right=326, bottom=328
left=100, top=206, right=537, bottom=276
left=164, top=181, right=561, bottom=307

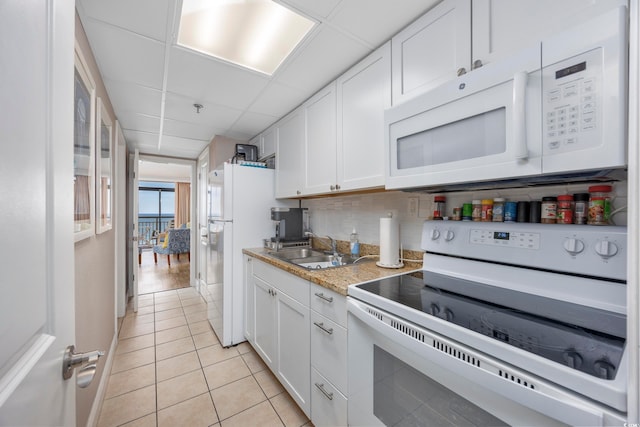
left=178, top=0, right=315, bottom=75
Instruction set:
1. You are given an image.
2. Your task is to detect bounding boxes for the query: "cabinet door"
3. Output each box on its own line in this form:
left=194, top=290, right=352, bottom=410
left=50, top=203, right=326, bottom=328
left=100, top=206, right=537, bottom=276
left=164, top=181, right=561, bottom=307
left=275, top=109, right=305, bottom=198
left=391, top=0, right=471, bottom=105
left=337, top=42, right=390, bottom=191
left=261, top=126, right=277, bottom=159
left=243, top=256, right=254, bottom=342
left=303, top=83, right=337, bottom=195
left=276, top=290, right=311, bottom=416
left=253, top=276, right=276, bottom=366
left=472, top=0, right=626, bottom=67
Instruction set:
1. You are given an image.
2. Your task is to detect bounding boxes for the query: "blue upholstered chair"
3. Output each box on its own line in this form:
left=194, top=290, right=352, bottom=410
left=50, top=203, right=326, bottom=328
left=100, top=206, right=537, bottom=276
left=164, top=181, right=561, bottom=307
left=153, top=228, right=190, bottom=267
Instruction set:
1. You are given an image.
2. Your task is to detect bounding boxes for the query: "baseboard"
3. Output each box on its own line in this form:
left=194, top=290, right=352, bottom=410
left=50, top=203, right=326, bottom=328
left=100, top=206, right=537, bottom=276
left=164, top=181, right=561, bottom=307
left=86, top=334, right=117, bottom=427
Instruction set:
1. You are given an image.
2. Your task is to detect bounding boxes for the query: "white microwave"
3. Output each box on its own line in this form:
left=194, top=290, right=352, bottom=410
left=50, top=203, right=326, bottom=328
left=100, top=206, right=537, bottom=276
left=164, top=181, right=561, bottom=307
left=385, top=6, right=627, bottom=190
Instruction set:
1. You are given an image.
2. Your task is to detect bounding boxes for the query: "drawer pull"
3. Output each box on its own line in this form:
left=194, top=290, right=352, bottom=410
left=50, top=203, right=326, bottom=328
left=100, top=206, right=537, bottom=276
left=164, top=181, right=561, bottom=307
left=315, top=382, right=334, bottom=400
left=313, top=322, right=333, bottom=335
left=314, top=292, right=333, bottom=303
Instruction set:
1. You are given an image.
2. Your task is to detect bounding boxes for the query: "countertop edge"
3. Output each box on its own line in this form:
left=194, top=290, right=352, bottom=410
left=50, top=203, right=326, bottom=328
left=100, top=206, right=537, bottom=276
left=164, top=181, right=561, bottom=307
left=243, top=247, right=423, bottom=296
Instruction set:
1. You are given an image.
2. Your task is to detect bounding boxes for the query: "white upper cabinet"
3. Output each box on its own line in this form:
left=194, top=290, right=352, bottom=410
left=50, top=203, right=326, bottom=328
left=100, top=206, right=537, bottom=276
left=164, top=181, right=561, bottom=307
left=472, top=0, right=627, bottom=67
left=337, top=42, right=391, bottom=192
left=275, top=108, right=305, bottom=198
left=261, top=126, right=277, bottom=159
left=391, top=0, right=471, bottom=105
left=392, top=0, right=627, bottom=105
left=303, top=83, right=338, bottom=195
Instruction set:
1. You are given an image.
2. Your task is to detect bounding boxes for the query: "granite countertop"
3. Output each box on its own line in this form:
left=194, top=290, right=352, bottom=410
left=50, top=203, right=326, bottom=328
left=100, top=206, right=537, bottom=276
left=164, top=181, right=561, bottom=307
left=242, top=246, right=423, bottom=296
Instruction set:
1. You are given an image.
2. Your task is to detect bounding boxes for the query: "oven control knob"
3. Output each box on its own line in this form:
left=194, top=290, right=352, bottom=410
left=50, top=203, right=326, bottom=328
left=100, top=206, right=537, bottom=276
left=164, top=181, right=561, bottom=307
left=443, top=308, right=454, bottom=321
left=594, top=240, right=618, bottom=259
left=429, top=229, right=441, bottom=240
left=562, top=238, right=585, bottom=256
left=444, top=230, right=455, bottom=241
left=593, top=359, right=616, bottom=380
left=429, top=303, right=440, bottom=316
left=562, top=350, right=583, bottom=369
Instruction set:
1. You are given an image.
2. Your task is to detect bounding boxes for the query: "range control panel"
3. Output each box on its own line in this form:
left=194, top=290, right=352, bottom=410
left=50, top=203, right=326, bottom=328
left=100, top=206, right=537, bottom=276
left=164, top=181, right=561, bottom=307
left=422, top=221, right=627, bottom=281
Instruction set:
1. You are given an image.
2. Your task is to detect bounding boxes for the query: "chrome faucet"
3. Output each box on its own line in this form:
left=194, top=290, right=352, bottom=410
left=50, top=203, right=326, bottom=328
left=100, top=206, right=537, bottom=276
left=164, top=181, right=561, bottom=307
left=304, top=231, right=337, bottom=254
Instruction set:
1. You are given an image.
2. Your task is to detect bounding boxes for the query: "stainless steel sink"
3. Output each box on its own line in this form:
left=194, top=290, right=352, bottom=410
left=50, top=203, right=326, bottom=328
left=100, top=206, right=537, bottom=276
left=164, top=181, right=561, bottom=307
left=268, top=247, right=370, bottom=270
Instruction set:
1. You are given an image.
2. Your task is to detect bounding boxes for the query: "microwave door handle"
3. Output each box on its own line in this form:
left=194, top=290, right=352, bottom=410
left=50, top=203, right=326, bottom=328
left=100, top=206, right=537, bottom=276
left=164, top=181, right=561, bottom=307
left=513, top=71, right=529, bottom=160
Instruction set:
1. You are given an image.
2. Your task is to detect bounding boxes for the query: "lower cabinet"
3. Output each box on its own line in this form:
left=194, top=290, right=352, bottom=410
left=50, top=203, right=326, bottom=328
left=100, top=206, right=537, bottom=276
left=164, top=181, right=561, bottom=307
left=244, top=258, right=349, bottom=424
left=309, top=283, right=348, bottom=426
left=246, top=258, right=311, bottom=417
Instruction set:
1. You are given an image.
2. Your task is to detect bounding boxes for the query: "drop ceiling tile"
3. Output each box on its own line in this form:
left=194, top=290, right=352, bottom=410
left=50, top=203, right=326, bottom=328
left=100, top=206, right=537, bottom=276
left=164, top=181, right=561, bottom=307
left=230, top=111, right=280, bottom=139
left=104, top=79, right=163, bottom=117
left=163, top=92, right=243, bottom=130
left=247, top=82, right=308, bottom=118
left=159, top=135, right=210, bottom=158
left=166, top=47, right=271, bottom=111
left=83, top=19, right=165, bottom=89
left=117, top=113, right=160, bottom=135
left=78, top=0, right=171, bottom=42
left=162, top=118, right=218, bottom=141
left=278, top=0, right=342, bottom=19
left=329, top=0, right=439, bottom=46
left=123, top=130, right=159, bottom=147
left=275, top=26, right=369, bottom=91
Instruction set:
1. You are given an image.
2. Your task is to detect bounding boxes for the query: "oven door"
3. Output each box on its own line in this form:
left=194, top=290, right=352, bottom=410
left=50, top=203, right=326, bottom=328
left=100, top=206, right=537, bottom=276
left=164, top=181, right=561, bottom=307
left=347, top=298, right=623, bottom=427
left=385, top=45, right=541, bottom=190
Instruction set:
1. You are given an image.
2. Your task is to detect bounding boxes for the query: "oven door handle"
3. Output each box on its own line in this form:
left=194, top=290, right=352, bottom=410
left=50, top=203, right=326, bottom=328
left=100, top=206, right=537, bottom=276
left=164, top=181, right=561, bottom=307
left=347, top=298, right=607, bottom=426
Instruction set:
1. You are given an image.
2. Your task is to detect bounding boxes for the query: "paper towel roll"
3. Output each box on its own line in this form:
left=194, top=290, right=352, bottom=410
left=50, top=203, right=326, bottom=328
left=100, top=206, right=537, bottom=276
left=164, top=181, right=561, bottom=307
left=377, top=214, right=404, bottom=268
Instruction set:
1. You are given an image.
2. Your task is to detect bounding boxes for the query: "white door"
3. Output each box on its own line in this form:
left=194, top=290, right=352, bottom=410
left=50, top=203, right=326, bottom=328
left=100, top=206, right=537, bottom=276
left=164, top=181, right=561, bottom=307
left=131, top=150, right=140, bottom=312
left=197, top=150, right=209, bottom=292
left=0, top=0, right=76, bottom=425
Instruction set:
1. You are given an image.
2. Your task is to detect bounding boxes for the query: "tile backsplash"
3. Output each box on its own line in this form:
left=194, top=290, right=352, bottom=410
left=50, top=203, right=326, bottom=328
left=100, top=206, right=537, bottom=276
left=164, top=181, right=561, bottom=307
left=301, top=181, right=628, bottom=251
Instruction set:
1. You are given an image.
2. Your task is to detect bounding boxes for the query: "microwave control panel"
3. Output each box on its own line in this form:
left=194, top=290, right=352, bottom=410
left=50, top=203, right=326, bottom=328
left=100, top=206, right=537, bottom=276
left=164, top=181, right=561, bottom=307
left=542, top=48, right=602, bottom=155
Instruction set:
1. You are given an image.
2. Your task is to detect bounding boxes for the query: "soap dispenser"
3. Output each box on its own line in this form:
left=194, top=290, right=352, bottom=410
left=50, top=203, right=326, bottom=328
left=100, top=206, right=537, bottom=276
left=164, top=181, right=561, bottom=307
left=350, top=228, right=360, bottom=257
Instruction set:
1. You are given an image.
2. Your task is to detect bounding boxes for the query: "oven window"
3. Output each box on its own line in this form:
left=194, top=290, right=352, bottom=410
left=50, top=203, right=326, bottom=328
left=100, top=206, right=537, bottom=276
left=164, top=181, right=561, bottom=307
left=397, top=108, right=506, bottom=170
left=373, top=345, right=508, bottom=426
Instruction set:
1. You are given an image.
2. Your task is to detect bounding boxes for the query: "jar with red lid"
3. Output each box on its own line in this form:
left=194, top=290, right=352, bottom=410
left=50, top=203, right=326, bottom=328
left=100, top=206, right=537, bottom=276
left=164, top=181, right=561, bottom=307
left=433, top=196, right=446, bottom=220
left=588, top=185, right=612, bottom=225
left=556, top=195, right=574, bottom=224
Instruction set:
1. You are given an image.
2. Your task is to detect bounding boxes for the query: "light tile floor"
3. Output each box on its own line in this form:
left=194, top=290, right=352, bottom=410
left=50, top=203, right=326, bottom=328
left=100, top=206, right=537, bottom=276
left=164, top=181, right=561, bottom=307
left=138, top=250, right=190, bottom=294
left=98, top=287, right=312, bottom=427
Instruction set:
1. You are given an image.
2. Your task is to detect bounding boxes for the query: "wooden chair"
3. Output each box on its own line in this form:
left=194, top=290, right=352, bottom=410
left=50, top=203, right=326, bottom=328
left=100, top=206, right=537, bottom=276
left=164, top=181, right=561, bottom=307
left=153, top=228, right=190, bottom=267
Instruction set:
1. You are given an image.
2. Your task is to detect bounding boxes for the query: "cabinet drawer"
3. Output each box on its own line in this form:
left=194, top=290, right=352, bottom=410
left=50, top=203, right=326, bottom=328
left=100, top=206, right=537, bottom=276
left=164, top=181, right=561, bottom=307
left=309, top=283, right=346, bottom=327
left=310, top=311, right=347, bottom=393
left=311, top=368, right=347, bottom=427
left=253, top=259, right=309, bottom=305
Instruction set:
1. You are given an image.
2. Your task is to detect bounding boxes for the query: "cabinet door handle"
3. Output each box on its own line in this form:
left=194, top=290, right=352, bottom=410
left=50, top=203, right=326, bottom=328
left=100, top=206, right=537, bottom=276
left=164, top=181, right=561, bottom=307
left=472, top=59, right=483, bottom=69
left=457, top=67, right=467, bottom=76
left=330, top=185, right=336, bottom=191
left=314, top=292, right=333, bottom=303
left=315, top=382, right=334, bottom=400
left=335, top=184, right=340, bottom=190
left=313, top=321, right=333, bottom=335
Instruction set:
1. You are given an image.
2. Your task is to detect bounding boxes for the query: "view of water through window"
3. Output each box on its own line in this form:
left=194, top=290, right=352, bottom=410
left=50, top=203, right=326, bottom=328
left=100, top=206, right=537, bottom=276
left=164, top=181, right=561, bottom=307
left=138, top=181, right=175, bottom=243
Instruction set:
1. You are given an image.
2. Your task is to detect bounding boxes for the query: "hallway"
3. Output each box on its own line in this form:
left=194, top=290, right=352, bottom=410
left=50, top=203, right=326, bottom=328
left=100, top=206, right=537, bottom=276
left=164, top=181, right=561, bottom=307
left=98, top=287, right=311, bottom=426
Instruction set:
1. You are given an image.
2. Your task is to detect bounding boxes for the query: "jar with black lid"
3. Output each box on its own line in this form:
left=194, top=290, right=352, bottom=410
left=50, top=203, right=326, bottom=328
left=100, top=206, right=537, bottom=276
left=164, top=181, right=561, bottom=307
left=573, top=193, right=589, bottom=225
left=541, top=197, right=557, bottom=224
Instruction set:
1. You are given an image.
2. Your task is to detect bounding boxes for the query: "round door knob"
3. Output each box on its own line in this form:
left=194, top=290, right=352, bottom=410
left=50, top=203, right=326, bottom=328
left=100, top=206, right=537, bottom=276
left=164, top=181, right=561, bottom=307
left=429, top=229, right=441, bottom=240
left=444, top=230, right=455, bottom=242
left=562, top=238, right=585, bottom=256
left=594, top=240, right=618, bottom=259
left=593, top=359, right=616, bottom=380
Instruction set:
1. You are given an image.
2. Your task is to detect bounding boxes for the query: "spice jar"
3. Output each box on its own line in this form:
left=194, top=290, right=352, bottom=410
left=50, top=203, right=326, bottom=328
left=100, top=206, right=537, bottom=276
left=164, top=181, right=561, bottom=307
left=472, top=200, right=482, bottom=222
left=573, top=193, right=589, bottom=225
left=504, top=202, right=517, bottom=222
left=588, top=185, right=612, bottom=225
left=481, top=199, right=493, bottom=222
left=433, top=196, right=446, bottom=220
left=556, top=195, right=574, bottom=224
left=541, top=197, right=557, bottom=224
left=462, top=203, right=473, bottom=221
left=492, top=198, right=505, bottom=222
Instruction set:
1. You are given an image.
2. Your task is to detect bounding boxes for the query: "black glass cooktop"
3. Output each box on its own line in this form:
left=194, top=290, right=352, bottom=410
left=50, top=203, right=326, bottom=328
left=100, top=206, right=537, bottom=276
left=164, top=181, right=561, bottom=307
left=355, top=271, right=626, bottom=380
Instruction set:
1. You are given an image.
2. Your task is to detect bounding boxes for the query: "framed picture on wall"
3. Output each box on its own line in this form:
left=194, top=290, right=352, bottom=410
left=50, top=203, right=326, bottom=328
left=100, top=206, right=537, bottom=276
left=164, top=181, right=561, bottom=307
left=73, top=45, right=96, bottom=242
left=96, top=97, right=112, bottom=233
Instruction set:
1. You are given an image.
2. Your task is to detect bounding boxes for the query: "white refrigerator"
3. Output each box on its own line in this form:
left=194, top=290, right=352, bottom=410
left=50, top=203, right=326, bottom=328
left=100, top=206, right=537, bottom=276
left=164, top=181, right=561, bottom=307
left=203, top=163, right=287, bottom=347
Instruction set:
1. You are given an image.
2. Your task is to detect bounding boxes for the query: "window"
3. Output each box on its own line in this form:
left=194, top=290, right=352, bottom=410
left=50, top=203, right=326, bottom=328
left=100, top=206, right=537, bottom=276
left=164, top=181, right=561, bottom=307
left=138, top=181, right=175, bottom=243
